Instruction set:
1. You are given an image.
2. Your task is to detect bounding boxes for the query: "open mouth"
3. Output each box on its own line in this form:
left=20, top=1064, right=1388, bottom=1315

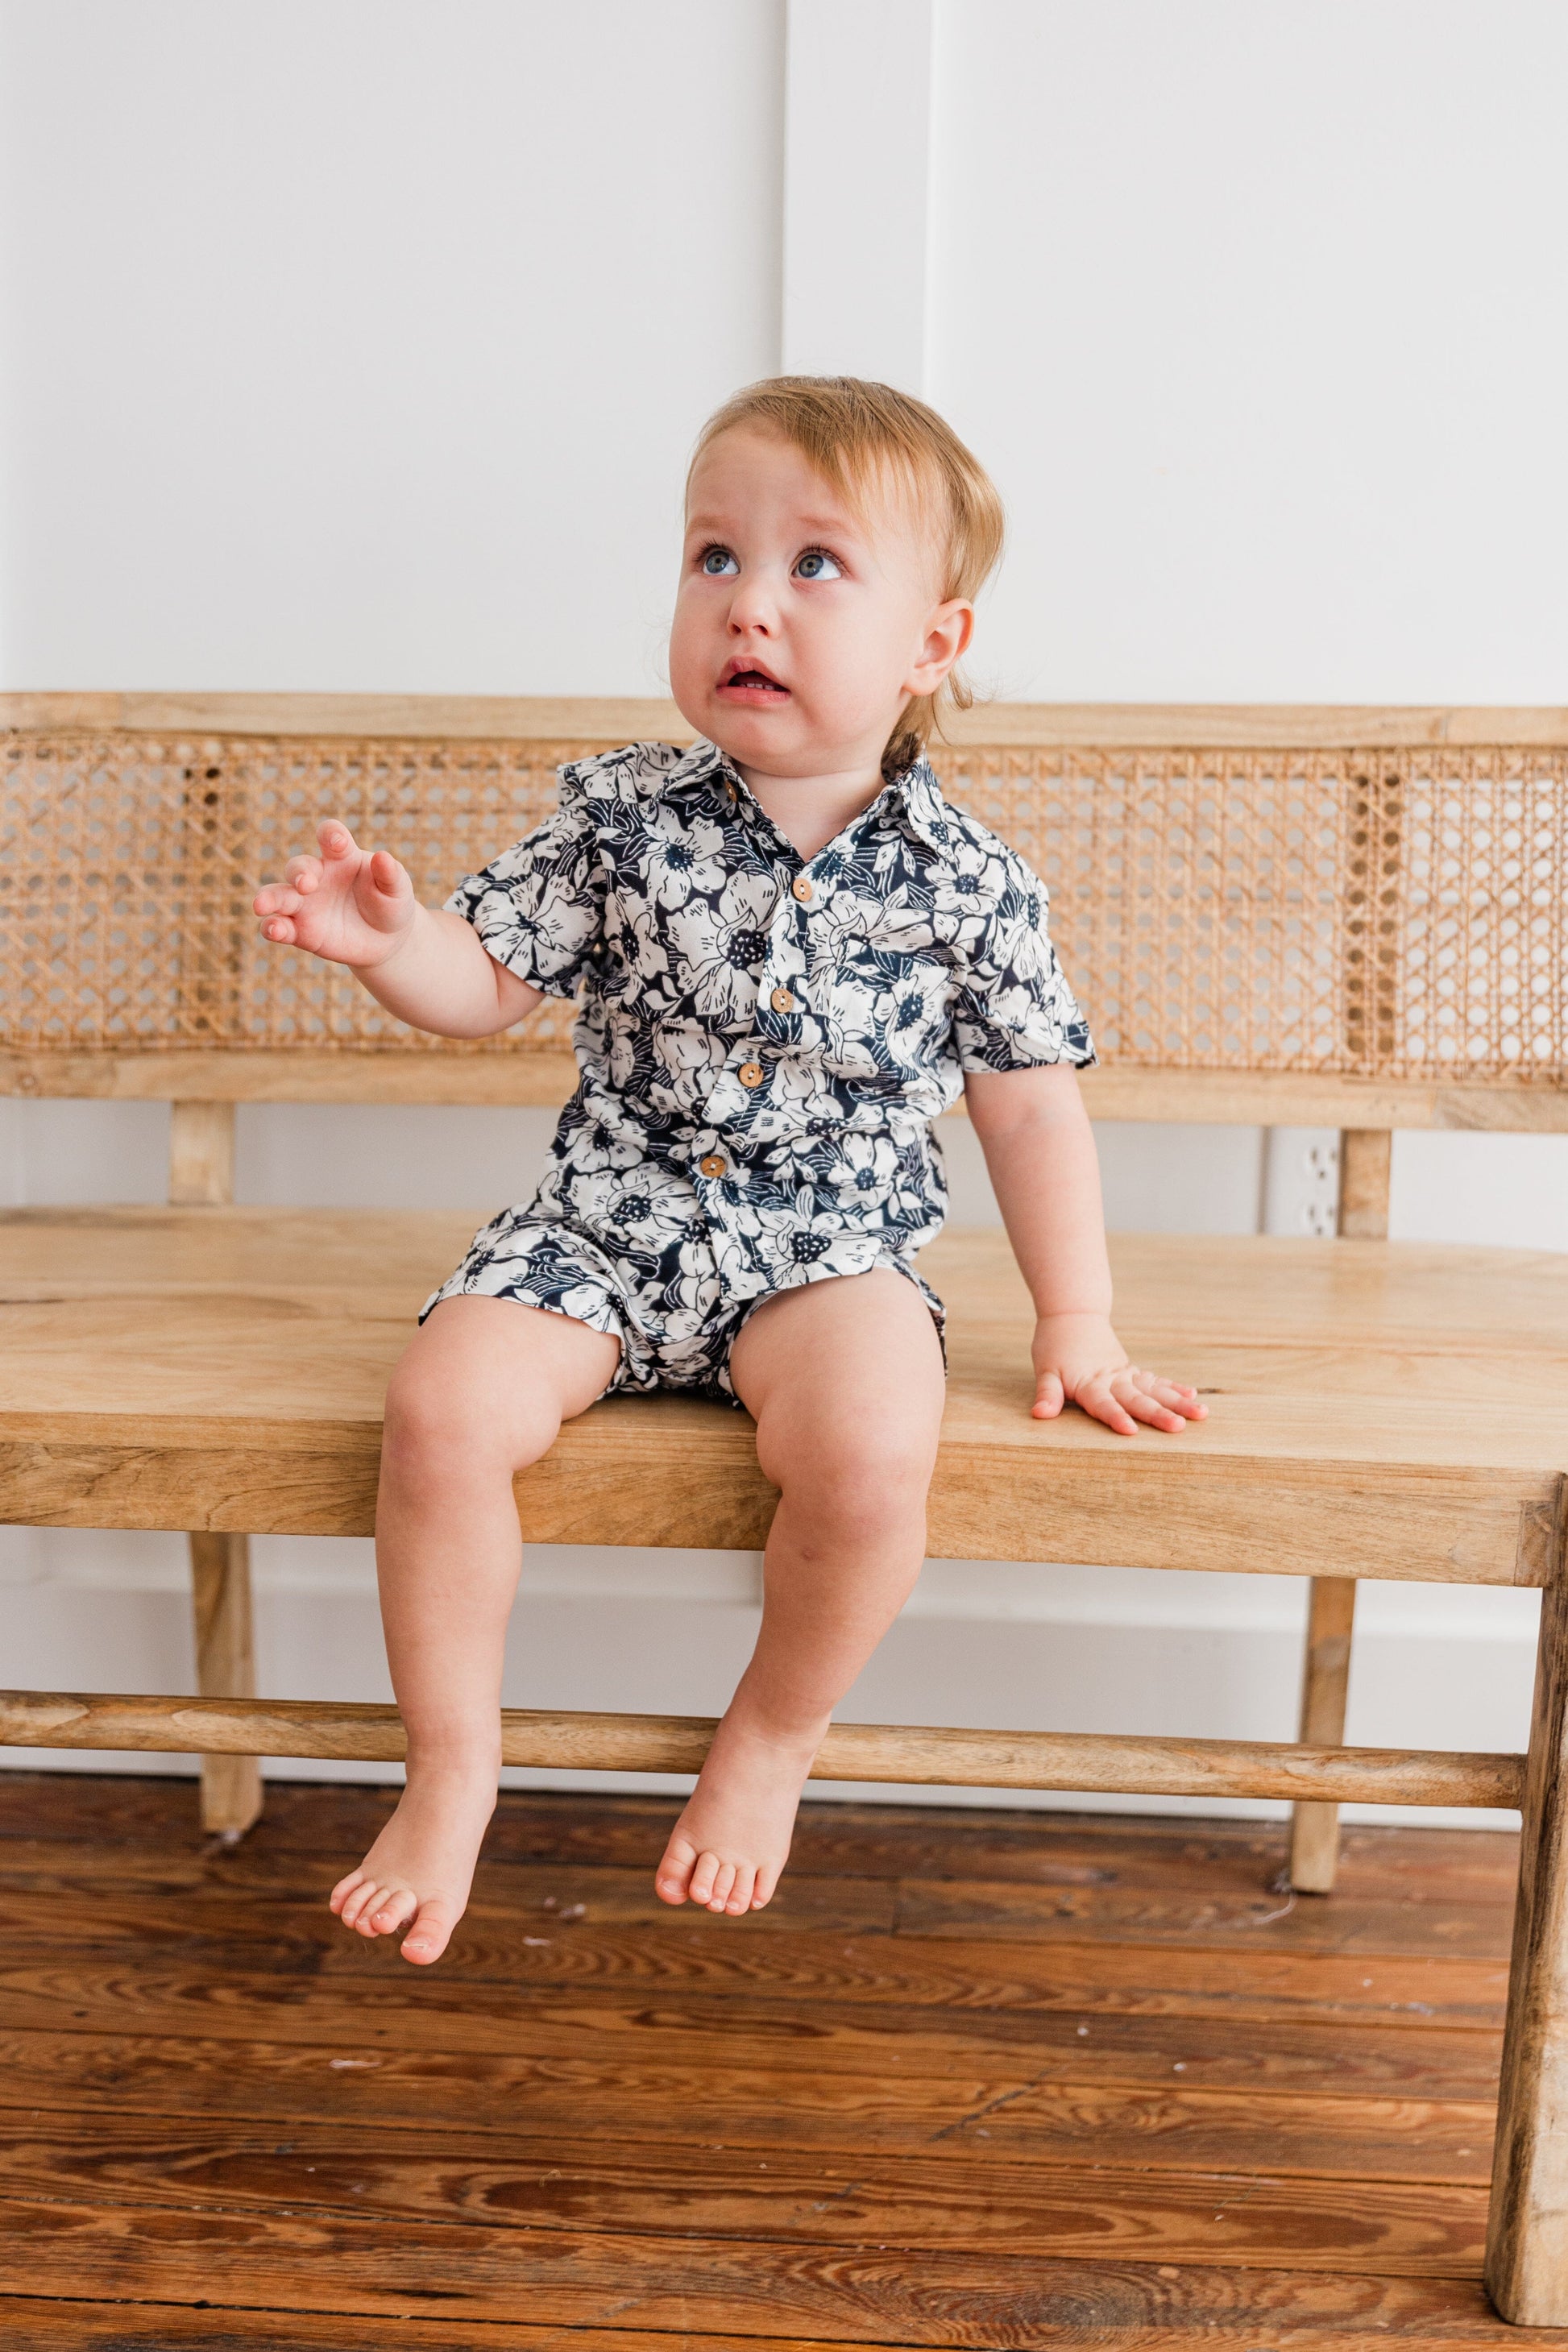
left=718, top=662, right=790, bottom=699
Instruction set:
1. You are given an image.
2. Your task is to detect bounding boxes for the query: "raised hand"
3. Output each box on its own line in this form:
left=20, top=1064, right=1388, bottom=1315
left=1031, top=1309, right=1207, bottom=1436
left=253, top=819, right=418, bottom=969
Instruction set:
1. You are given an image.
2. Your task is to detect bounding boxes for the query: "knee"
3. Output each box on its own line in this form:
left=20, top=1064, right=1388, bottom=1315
left=770, top=1421, right=938, bottom=1545
left=381, top=1353, right=554, bottom=1486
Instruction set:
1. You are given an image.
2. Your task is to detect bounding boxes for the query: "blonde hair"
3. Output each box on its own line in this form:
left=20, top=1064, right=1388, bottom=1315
left=688, top=375, right=1005, bottom=779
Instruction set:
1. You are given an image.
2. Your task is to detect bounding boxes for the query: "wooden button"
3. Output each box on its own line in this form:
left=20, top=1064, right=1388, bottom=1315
left=698, top=1154, right=726, bottom=1178
left=738, top=1061, right=765, bottom=1089
left=791, top=875, right=814, bottom=902
left=769, top=986, right=795, bottom=1013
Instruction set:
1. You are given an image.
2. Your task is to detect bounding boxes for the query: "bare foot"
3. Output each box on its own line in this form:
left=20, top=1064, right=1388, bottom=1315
left=655, top=1705, right=826, bottom=1916
left=329, top=1761, right=497, bottom=1964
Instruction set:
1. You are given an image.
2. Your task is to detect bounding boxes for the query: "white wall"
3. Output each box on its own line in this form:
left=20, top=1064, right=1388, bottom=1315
left=930, top=1, right=1568, bottom=703
left=2, top=0, right=1564, bottom=1824
left=0, top=1, right=784, bottom=690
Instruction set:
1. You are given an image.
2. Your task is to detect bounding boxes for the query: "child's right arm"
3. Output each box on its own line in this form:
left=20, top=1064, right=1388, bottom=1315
left=253, top=819, right=542, bottom=1039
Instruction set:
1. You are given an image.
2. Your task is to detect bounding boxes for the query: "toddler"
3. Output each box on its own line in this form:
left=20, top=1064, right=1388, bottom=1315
left=254, top=376, right=1204, bottom=1965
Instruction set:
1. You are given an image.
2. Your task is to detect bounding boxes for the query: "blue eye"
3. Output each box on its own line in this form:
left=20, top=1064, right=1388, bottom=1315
left=794, top=547, right=843, bottom=581
left=702, top=545, right=738, bottom=576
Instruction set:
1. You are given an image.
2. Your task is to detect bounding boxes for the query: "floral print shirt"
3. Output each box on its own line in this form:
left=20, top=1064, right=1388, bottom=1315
left=447, top=736, right=1093, bottom=1309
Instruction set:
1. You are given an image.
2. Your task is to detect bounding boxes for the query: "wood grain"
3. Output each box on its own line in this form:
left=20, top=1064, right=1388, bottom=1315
left=0, top=1045, right=584, bottom=1107
left=166, top=1100, right=235, bottom=1206
left=0, top=1957, right=1507, bottom=2093
left=0, top=1834, right=1514, bottom=1962
left=0, top=2110, right=1495, bottom=2269
left=0, top=1692, right=1524, bottom=1808
left=6, top=688, right=1568, bottom=745
left=1485, top=1504, right=1568, bottom=2321
left=0, top=1767, right=1535, bottom=2344
left=0, top=691, right=696, bottom=741
left=0, top=2302, right=857, bottom=2352
left=1, top=1213, right=1563, bottom=1582
left=1290, top=1578, right=1359, bottom=1894
left=0, top=1891, right=1509, bottom=2029
left=0, top=2196, right=1515, bottom=2335
left=0, top=1772, right=1522, bottom=1898
left=0, top=2026, right=1499, bottom=2181
left=187, top=1534, right=262, bottom=1839
left=1341, top=1127, right=1394, bottom=1239
left=6, top=1047, right=1567, bottom=1130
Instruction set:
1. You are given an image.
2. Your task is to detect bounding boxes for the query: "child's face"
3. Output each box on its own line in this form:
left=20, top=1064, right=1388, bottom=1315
left=670, top=427, right=972, bottom=780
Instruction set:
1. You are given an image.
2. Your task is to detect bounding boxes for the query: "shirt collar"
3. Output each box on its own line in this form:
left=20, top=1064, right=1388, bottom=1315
left=882, top=754, right=952, bottom=857
left=664, top=736, right=738, bottom=799
left=665, top=736, right=952, bottom=857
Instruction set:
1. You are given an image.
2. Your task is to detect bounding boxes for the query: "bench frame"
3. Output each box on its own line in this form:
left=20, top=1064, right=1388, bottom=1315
left=4, top=692, right=1568, bottom=2320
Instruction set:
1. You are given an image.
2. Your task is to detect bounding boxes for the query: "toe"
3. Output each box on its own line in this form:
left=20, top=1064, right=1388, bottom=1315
left=689, top=1848, right=721, bottom=1907
left=330, top=1869, right=367, bottom=1917
left=706, top=1860, right=737, bottom=1914
left=400, top=1900, right=456, bottom=1965
left=655, top=1835, right=697, bottom=1906
left=752, top=1860, right=783, bottom=1910
left=368, top=1885, right=418, bottom=1935
left=336, top=1876, right=380, bottom=1930
left=354, top=1884, right=396, bottom=1935
left=725, top=1864, right=756, bottom=1916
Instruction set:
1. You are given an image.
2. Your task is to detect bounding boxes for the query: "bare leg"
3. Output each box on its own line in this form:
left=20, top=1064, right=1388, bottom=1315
left=330, top=1295, right=620, bottom=1964
left=655, top=1269, right=945, bottom=1916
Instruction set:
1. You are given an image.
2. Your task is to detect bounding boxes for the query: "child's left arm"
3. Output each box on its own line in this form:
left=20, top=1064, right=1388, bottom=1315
left=964, top=1065, right=1207, bottom=1436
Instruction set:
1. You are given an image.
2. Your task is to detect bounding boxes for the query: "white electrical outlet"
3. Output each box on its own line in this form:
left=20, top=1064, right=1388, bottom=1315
left=1261, top=1128, right=1341, bottom=1238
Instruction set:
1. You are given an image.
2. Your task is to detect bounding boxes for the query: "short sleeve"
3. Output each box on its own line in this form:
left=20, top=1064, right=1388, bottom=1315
left=952, top=855, right=1095, bottom=1072
left=444, top=765, right=604, bottom=999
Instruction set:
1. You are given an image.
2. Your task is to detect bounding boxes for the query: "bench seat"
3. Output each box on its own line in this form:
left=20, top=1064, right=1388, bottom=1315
left=2, top=1206, right=1562, bottom=1590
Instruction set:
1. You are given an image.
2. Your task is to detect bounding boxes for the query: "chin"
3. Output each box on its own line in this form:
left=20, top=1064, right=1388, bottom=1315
left=702, top=705, right=799, bottom=765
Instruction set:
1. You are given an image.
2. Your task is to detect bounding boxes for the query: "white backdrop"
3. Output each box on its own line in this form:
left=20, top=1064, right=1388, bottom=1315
left=2, top=0, right=1565, bottom=1822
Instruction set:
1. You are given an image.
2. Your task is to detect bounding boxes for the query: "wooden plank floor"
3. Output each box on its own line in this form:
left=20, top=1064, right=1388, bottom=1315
left=0, top=1775, right=1559, bottom=2349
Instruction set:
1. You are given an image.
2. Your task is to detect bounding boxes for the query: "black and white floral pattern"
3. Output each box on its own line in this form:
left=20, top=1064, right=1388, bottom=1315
left=423, top=738, right=1093, bottom=1396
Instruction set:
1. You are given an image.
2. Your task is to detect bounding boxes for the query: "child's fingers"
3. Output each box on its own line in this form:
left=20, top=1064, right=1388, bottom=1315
left=1120, top=1390, right=1186, bottom=1432
left=1031, top=1369, right=1066, bottom=1421
left=1138, top=1371, right=1208, bottom=1421
left=1072, top=1375, right=1139, bottom=1436
left=283, top=854, right=323, bottom=891
left=1105, top=1371, right=1188, bottom=1433
left=259, top=915, right=297, bottom=945
left=317, top=818, right=362, bottom=861
left=253, top=883, right=303, bottom=919
left=368, top=848, right=413, bottom=898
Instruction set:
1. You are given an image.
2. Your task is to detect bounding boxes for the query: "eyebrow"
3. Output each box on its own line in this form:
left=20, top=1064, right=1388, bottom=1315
left=684, top=509, right=865, bottom=541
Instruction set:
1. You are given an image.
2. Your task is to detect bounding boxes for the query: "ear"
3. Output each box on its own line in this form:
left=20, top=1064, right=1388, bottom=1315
left=902, top=597, right=974, bottom=697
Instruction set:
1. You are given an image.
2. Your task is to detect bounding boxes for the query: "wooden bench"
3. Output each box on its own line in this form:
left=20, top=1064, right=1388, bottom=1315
left=2, top=691, right=1567, bottom=2320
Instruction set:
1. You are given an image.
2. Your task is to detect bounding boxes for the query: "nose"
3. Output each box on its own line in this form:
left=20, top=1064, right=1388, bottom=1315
left=726, top=570, right=778, bottom=636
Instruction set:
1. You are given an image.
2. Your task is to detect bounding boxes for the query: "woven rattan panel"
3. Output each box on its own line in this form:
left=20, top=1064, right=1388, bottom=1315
left=2, top=731, right=1565, bottom=1083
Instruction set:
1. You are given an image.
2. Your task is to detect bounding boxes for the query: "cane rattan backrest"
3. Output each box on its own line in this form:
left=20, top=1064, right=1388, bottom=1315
left=2, top=720, right=1565, bottom=1117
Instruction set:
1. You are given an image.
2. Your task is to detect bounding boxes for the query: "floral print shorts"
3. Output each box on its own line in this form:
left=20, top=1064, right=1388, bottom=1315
left=421, top=1206, right=945, bottom=1403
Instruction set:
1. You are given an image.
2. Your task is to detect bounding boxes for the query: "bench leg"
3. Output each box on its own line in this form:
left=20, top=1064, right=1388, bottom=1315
left=189, top=1532, right=263, bottom=1840
left=168, top=1099, right=237, bottom=1206
left=1338, top=1127, right=1392, bottom=1240
left=1288, top=1576, right=1357, bottom=1893
left=1290, top=1126, right=1387, bottom=1894
left=1485, top=1514, right=1568, bottom=2323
